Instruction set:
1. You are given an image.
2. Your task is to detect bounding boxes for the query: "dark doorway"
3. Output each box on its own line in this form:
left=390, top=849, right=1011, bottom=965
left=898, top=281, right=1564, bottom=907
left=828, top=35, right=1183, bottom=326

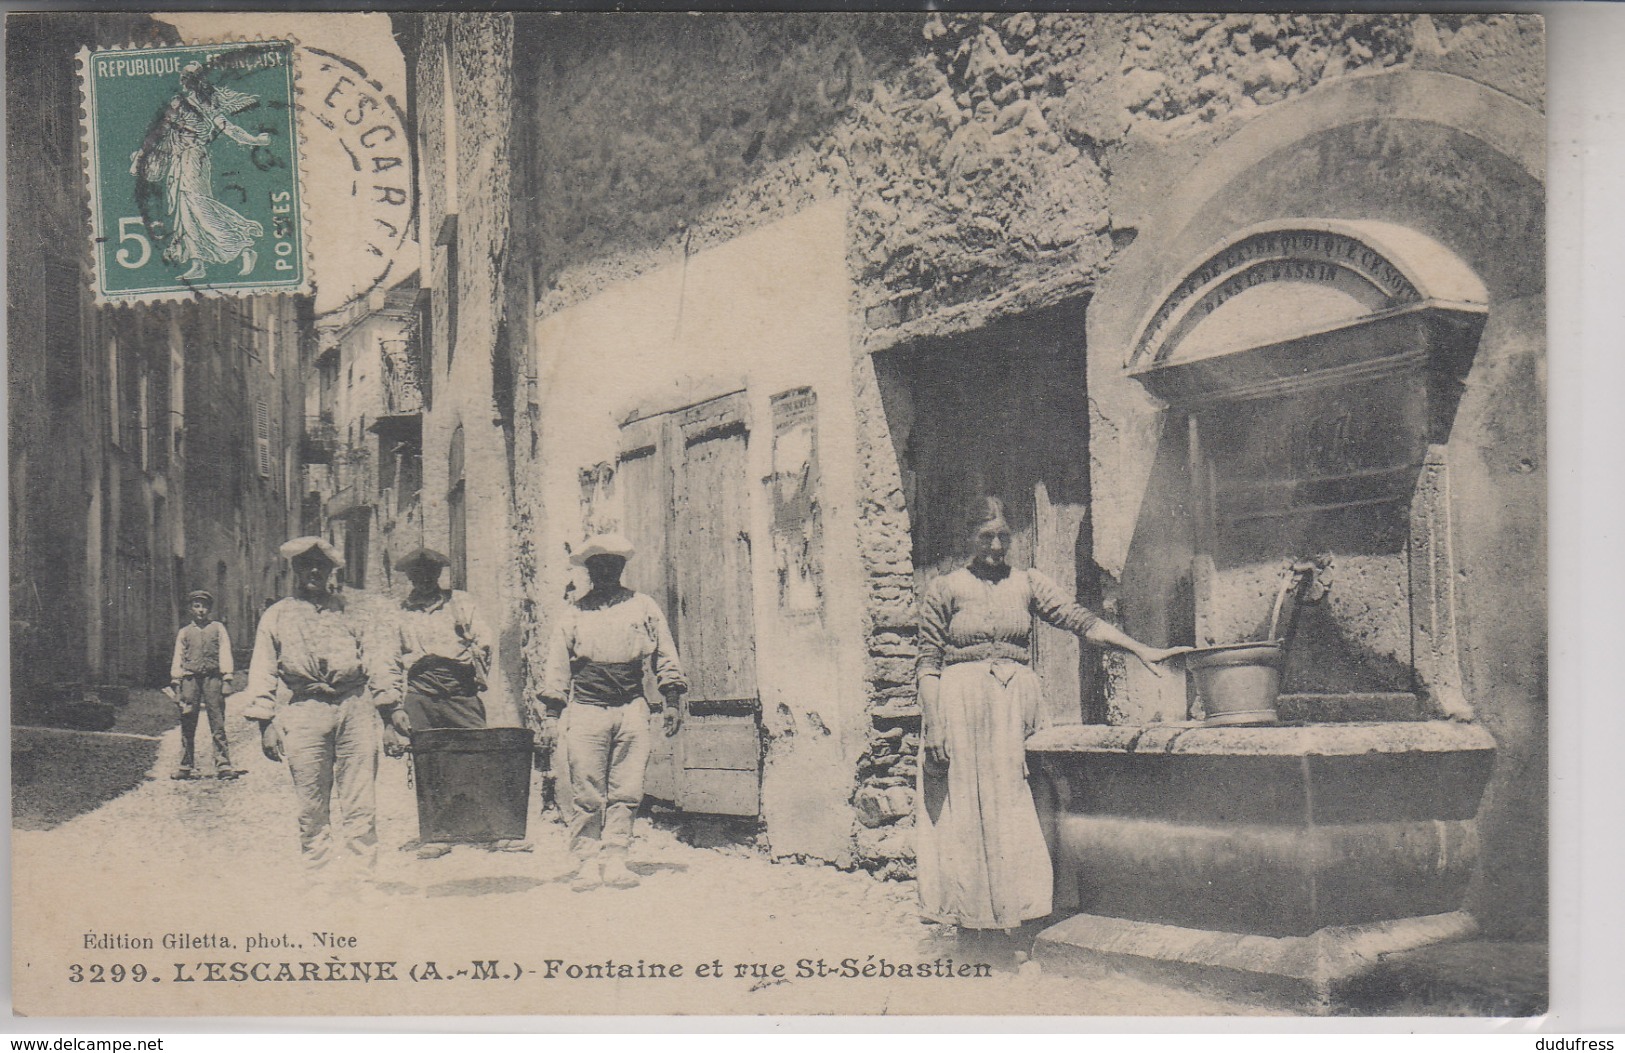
left=344, top=511, right=371, bottom=590
left=873, top=299, right=1100, bottom=724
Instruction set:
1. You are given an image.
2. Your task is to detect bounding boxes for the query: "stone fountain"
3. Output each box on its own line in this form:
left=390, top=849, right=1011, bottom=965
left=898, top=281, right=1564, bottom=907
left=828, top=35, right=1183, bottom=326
left=1029, top=220, right=1498, bottom=1009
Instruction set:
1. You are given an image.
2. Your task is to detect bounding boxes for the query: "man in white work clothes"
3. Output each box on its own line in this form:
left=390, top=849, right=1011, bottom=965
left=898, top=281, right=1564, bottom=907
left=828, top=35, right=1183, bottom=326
left=243, top=537, right=409, bottom=884
left=539, top=533, right=686, bottom=891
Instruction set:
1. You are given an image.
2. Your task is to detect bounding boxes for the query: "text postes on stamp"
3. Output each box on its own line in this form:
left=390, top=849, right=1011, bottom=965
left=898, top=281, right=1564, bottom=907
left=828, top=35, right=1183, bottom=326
left=81, top=41, right=308, bottom=304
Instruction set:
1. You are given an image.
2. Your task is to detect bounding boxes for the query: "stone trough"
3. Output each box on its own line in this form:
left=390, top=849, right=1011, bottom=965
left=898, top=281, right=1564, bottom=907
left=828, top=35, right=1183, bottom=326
left=1028, top=720, right=1496, bottom=1009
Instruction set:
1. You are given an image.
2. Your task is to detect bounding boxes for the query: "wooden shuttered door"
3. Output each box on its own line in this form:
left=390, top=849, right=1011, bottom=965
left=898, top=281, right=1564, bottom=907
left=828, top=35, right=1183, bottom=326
left=672, top=395, right=759, bottom=815
left=616, top=417, right=678, bottom=802
left=618, top=392, right=761, bottom=817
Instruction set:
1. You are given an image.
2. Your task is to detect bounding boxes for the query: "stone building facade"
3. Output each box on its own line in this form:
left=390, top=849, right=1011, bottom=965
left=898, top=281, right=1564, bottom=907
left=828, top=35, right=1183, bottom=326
left=174, top=294, right=307, bottom=666
left=301, top=277, right=426, bottom=594
left=7, top=13, right=308, bottom=702
left=389, top=15, right=526, bottom=729
left=396, top=12, right=1544, bottom=941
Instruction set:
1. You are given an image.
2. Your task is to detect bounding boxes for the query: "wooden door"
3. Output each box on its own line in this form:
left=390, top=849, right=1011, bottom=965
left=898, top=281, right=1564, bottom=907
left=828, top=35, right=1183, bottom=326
left=617, top=393, right=762, bottom=816
left=617, top=417, right=677, bottom=801
left=671, top=395, right=760, bottom=816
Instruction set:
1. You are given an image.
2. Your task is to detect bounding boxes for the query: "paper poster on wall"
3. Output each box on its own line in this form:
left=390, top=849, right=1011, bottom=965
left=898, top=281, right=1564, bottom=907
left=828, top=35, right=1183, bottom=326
left=770, top=387, right=823, bottom=617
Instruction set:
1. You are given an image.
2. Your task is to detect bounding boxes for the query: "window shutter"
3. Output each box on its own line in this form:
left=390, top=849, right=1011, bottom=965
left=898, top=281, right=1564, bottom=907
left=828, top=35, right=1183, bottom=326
left=255, top=398, right=271, bottom=478
left=268, top=411, right=281, bottom=469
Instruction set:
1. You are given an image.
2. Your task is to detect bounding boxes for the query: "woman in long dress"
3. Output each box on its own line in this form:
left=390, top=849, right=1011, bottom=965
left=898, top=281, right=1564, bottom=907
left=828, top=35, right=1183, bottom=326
left=915, top=496, right=1187, bottom=955
left=131, top=63, right=270, bottom=281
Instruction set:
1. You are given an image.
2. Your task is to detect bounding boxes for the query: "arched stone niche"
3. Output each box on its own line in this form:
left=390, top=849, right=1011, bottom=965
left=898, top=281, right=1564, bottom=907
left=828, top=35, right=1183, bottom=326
left=1079, top=68, right=1544, bottom=731
left=1126, top=219, right=1487, bottom=721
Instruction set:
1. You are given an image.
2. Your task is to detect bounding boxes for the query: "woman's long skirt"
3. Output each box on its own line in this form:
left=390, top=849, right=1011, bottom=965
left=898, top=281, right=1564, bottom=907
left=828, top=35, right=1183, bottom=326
left=916, top=658, right=1053, bottom=930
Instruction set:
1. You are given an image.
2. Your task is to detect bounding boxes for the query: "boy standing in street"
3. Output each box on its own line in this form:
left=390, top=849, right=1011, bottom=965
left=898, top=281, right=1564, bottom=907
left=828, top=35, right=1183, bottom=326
left=168, top=590, right=243, bottom=781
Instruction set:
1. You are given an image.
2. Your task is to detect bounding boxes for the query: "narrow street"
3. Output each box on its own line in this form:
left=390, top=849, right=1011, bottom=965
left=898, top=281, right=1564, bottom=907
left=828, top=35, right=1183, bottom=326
left=12, top=689, right=1264, bottom=1018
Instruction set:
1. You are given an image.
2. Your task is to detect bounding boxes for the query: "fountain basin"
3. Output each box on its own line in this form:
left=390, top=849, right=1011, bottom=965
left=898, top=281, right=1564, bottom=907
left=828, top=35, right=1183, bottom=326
left=1027, top=720, right=1496, bottom=1006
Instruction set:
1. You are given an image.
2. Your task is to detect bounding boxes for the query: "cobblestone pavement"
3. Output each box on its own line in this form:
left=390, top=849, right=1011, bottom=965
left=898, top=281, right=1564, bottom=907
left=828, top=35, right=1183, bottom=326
left=13, top=689, right=1267, bottom=1018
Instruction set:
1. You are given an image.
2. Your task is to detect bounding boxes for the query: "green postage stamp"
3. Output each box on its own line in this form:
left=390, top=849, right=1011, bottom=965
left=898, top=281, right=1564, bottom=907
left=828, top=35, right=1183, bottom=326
left=79, top=40, right=308, bottom=303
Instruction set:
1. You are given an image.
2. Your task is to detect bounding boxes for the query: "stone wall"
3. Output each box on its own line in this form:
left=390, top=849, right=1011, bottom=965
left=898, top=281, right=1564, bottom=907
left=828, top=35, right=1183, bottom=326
left=179, top=295, right=307, bottom=661
left=520, top=13, right=1439, bottom=332
left=411, top=14, right=525, bottom=727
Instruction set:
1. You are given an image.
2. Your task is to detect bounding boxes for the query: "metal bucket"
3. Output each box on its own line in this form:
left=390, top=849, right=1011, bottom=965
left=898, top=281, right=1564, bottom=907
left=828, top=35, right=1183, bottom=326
left=409, top=727, right=535, bottom=843
left=1185, top=641, right=1285, bottom=727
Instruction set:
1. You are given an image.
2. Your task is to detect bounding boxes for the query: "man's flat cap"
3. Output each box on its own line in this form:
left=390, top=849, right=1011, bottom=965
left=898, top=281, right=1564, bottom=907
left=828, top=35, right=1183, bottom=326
left=570, top=532, right=636, bottom=566
left=398, top=547, right=451, bottom=574
left=186, top=590, right=215, bottom=606
left=279, top=536, right=345, bottom=568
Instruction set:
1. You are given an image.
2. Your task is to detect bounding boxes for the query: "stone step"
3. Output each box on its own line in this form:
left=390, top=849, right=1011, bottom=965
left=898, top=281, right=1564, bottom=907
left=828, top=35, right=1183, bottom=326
left=1033, top=909, right=1480, bottom=1013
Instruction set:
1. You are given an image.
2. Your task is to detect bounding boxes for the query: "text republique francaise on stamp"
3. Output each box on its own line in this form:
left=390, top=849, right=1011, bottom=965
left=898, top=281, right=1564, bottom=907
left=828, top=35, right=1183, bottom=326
left=79, top=41, right=308, bottom=304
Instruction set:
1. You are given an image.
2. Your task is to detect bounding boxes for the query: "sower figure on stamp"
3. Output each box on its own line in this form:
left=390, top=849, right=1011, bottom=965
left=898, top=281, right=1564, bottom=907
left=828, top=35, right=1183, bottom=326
left=538, top=533, right=686, bottom=892
left=380, top=547, right=530, bottom=858
left=130, top=62, right=270, bottom=282
left=167, top=589, right=243, bottom=781
left=243, top=537, right=403, bottom=886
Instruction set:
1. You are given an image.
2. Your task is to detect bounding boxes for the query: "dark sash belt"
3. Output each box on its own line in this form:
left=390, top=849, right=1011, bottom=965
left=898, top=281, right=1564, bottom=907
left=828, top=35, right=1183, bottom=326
left=285, top=678, right=367, bottom=704
left=570, top=658, right=645, bottom=707
left=407, top=655, right=481, bottom=699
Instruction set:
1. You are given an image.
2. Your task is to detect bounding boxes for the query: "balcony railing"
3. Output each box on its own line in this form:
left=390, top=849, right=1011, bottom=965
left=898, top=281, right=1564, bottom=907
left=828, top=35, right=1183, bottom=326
left=380, top=340, right=423, bottom=416
left=382, top=367, right=422, bottom=416
left=300, top=415, right=338, bottom=464
left=325, top=444, right=373, bottom=517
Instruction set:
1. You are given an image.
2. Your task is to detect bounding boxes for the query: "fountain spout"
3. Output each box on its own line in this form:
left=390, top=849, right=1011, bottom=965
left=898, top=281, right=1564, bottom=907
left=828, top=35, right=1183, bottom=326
left=1267, top=555, right=1334, bottom=649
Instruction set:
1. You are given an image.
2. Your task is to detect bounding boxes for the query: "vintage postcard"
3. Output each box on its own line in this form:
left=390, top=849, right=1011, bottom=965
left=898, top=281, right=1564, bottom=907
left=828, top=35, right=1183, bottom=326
left=8, top=10, right=1548, bottom=1019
